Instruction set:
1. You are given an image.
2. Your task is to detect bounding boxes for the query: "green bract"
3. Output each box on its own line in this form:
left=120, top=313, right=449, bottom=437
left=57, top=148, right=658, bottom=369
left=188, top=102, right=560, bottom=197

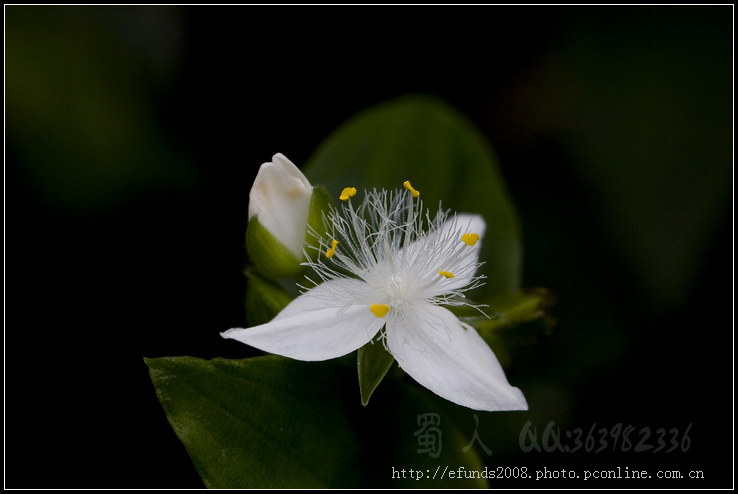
left=246, top=215, right=304, bottom=279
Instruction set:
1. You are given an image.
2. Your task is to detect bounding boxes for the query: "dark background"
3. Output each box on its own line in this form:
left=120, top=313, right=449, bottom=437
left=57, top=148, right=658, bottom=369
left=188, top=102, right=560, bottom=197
left=6, top=6, right=732, bottom=488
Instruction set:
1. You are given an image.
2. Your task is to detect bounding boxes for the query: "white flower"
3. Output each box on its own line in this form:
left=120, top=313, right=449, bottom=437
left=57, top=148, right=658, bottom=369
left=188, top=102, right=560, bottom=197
left=248, top=153, right=313, bottom=260
left=224, top=182, right=527, bottom=412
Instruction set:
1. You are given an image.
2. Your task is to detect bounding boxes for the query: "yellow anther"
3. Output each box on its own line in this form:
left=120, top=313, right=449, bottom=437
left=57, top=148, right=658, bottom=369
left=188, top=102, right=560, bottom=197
left=339, top=187, right=357, bottom=201
left=370, top=303, right=390, bottom=318
left=462, top=232, right=480, bottom=246
left=403, top=180, right=420, bottom=198
left=439, top=270, right=454, bottom=278
left=325, top=239, right=339, bottom=258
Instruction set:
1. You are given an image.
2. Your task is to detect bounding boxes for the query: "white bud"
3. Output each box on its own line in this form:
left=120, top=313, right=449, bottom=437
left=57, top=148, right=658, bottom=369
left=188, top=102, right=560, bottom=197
left=248, top=153, right=313, bottom=260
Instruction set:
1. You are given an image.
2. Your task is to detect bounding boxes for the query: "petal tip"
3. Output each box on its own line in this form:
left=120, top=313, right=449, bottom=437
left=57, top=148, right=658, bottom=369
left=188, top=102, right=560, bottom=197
left=220, top=327, right=243, bottom=339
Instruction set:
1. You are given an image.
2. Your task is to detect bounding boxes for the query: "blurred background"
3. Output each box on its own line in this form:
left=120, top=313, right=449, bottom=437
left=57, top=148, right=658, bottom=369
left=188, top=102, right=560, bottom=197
left=6, top=6, right=732, bottom=488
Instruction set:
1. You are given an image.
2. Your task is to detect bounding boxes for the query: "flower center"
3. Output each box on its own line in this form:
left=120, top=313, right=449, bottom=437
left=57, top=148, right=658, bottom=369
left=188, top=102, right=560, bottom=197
left=384, top=274, right=409, bottom=301
left=306, top=180, right=486, bottom=321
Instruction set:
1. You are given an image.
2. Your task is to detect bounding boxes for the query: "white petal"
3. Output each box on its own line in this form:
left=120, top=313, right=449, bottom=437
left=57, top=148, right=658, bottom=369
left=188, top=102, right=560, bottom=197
left=271, top=153, right=311, bottom=190
left=248, top=154, right=313, bottom=259
left=397, top=213, right=486, bottom=294
left=448, top=213, right=486, bottom=241
left=435, top=213, right=487, bottom=291
left=387, top=303, right=527, bottom=411
left=222, top=279, right=385, bottom=361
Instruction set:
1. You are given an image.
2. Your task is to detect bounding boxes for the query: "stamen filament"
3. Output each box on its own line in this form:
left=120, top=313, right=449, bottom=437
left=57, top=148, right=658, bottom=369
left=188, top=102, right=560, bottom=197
left=402, top=181, right=418, bottom=249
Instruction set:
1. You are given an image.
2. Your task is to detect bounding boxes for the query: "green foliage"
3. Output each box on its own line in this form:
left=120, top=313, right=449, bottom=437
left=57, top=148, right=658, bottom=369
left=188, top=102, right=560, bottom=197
left=147, top=356, right=488, bottom=488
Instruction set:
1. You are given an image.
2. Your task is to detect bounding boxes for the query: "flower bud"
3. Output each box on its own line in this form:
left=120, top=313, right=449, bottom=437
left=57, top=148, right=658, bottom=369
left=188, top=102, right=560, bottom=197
left=246, top=153, right=313, bottom=278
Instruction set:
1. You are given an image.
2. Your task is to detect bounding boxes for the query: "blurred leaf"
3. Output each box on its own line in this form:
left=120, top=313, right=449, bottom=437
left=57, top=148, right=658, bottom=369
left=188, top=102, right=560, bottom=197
left=302, top=95, right=522, bottom=297
left=357, top=334, right=395, bottom=406
left=244, top=269, right=294, bottom=326
left=6, top=7, right=196, bottom=214
left=147, top=356, right=488, bottom=488
left=517, top=11, right=731, bottom=312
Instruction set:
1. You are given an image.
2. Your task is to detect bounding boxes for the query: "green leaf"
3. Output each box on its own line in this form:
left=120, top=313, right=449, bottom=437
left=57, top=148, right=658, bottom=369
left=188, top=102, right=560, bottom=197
left=146, top=356, right=360, bottom=488
left=302, top=94, right=522, bottom=297
left=244, top=269, right=294, bottom=327
left=147, top=356, right=489, bottom=488
left=357, top=334, right=395, bottom=406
